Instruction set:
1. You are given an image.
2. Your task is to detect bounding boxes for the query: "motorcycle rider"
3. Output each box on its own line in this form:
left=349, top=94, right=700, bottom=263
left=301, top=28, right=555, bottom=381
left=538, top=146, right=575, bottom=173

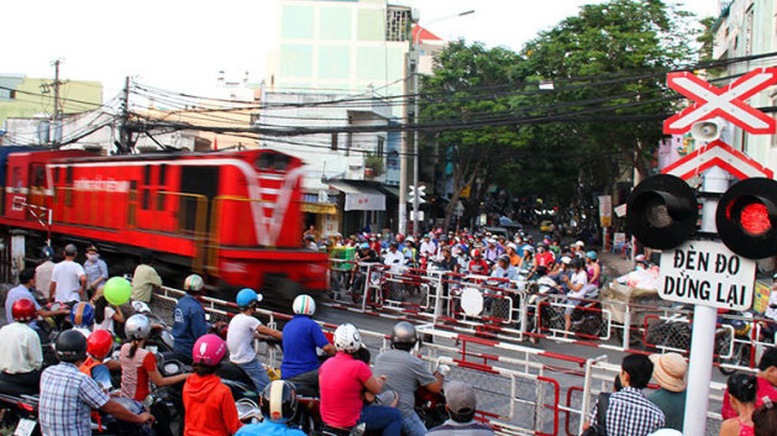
left=227, top=288, right=282, bottom=393
left=80, top=329, right=119, bottom=389
left=39, top=330, right=154, bottom=436
left=373, top=321, right=446, bottom=436
left=120, top=314, right=190, bottom=401
left=467, top=249, right=489, bottom=276
left=562, top=257, right=590, bottom=333
left=383, top=241, right=406, bottom=273
left=319, top=323, right=402, bottom=435
left=281, top=294, right=335, bottom=396
left=0, top=299, right=43, bottom=394
left=236, top=380, right=306, bottom=436
left=70, top=301, right=95, bottom=337
left=83, top=245, right=108, bottom=297
left=183, top=334, right=243, bottom=435
left=5, top=268, right=69, bottom=324
left=585, top=251, right=602, bottom=288
left=172, top=274, right=213, bottom=364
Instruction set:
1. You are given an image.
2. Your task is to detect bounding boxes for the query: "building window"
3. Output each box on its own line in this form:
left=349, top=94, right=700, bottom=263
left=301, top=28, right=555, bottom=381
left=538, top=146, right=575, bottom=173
left=377, top=136, right=385, bottom=157
left=386, top=6, right=411, bottom=42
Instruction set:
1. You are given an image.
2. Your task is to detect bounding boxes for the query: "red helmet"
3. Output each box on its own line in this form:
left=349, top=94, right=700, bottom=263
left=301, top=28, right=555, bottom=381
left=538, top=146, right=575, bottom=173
left=11, top=299, right=36, bottom=322
left=86, top=329, right=113, bottom=359
left=470, top=249, right=482, bottom=258
left=192, top=334, right=227, bottom=365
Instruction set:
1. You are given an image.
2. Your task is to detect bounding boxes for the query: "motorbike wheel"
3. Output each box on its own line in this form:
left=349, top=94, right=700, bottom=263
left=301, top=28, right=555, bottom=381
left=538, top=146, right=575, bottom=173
left=612, top=325, right=643, bottom=348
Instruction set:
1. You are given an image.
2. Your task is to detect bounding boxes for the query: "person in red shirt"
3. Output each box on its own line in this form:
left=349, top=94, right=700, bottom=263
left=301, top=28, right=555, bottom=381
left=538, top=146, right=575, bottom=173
left=183, top=334, right=242, bottom=436
left=467, top=250, right=489, bottom=276
left=722, top=348, right=777, bottom=420
left=532, top=243, right=555, bottom=276
left=319, top=323, right=401, bottom=435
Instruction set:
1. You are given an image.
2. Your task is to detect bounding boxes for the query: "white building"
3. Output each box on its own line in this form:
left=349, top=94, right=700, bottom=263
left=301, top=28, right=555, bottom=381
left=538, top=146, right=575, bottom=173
left=711, top=0, right=777, bottom=171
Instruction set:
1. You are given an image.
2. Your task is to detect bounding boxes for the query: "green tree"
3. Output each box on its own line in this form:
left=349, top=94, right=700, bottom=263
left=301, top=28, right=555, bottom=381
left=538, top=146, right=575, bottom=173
left=517, top=0, right=702, bottom=199
left=419, top=40, right=528, bottom=229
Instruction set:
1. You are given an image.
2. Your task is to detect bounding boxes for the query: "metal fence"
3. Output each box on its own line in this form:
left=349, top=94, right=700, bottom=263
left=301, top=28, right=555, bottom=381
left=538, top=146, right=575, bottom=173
left=327, top=260, right=777, bottom=375
left=149, top=281, right=740, bottom=435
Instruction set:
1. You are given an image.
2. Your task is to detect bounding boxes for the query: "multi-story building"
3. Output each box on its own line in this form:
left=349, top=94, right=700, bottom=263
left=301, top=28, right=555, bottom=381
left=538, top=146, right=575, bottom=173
left=711, top=0, right=777, bottom=170
left=0, top=74, right=102, bottom=143
left=265, top=0, right=415, bottom=236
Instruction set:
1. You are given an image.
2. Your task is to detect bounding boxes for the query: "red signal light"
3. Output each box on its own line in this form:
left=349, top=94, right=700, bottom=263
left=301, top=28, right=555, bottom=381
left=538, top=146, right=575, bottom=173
left=716, top=178, right=777, bottom=259
left=737, top=201, right=771, bottom=237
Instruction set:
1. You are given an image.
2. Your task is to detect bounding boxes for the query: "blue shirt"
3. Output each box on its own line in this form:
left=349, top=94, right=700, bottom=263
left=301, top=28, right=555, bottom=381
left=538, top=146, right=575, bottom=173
left=4, top=285, right=40, bottom=324
left=83, top=258, right=108, bottom=288
left=236, top=421, right=306, bottom=436
left=172, top=294, right=209, bottom=358
left=281, top=315, right=330, bottom=379
left=39, top=362, right=111, bottom=436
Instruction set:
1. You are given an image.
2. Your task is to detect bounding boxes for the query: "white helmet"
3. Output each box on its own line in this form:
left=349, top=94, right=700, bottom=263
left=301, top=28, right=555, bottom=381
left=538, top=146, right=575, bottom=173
left=334, top=323, right=362, bottom=353
left=184, top=274, right=205, bottom=292
left=292, top=294, right=316, bottom=316
left=124, top=314, right=151, bottom=340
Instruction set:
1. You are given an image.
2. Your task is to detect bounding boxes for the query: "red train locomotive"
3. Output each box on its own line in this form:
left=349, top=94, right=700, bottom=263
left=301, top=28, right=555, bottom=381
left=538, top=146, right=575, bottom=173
left=0, top=147, right=329, bottom=301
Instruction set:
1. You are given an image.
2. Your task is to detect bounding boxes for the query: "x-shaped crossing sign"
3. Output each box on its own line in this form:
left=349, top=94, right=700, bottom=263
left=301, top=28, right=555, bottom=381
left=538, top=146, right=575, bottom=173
left=663, top=67, right=777, bottom=135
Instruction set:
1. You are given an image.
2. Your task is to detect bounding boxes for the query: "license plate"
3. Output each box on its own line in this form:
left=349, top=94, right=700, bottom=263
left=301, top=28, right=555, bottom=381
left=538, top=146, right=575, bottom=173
left=14, top=418, right=36, bottom=436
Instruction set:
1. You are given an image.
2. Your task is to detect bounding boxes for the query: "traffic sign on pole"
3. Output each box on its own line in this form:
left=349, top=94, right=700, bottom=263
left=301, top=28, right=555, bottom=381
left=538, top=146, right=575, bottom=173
left=659, top=240, right=756, bottom=311
left=663, top=67, right=777, bottom=135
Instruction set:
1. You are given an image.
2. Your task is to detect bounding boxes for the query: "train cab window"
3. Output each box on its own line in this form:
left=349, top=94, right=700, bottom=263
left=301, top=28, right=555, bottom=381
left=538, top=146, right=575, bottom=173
left=65, top=166, right=73, bottom=206
left=255, top=153, right=290, bottom=172
left=141, top=165, right=152, bottom=210
left=53, top=167, right=60, bottom=184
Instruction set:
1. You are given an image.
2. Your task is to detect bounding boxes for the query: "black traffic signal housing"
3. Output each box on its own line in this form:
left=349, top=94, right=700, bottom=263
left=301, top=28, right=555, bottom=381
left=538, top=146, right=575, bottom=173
left=627, top=174, right=699, bottom=250
left=716, top=177, right=777, bottom=259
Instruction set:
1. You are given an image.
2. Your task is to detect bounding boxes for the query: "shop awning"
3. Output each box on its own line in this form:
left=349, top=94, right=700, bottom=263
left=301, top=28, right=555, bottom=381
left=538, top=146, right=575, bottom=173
left=329, top=181, right=386, bottom=212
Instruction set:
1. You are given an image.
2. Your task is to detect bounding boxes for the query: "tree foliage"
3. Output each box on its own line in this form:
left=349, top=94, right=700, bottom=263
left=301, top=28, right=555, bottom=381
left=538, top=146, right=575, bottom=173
left=419, top=0, right=706, bottom=226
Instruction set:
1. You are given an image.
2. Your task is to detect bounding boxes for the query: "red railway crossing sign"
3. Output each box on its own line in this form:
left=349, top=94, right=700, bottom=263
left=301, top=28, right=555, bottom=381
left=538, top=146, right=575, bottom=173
left=662, top=140, right=773, bottom=181
left=663, top=67, right=777, bottom=135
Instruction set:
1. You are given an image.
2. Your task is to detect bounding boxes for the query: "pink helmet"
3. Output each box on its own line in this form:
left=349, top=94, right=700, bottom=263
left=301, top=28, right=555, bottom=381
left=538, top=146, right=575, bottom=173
left=192, top=334, right=227, bottom=365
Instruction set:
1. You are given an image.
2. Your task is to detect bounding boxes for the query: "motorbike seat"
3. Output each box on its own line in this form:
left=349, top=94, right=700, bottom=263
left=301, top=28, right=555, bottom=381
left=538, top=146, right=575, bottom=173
left=0, top=377, right=38, bottom=397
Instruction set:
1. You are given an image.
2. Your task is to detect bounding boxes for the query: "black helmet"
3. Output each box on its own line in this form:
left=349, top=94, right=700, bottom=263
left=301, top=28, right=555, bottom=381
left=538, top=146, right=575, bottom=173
left=498, top=254, right=510, bottom=264
left=390, top=321, right=418, bottom=351
left=260, top=380, right=298, bottom=423
left=56, top=330, right=87, bottom=363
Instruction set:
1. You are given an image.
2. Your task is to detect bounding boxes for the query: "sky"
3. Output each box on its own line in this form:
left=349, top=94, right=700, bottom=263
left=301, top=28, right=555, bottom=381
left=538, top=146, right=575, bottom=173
left=2, top=0, right=720, bottom=101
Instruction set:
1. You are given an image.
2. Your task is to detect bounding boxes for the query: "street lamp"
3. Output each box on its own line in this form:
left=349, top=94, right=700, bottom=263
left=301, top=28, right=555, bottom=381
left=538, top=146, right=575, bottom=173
left=399, top=9, right=475, bottom=235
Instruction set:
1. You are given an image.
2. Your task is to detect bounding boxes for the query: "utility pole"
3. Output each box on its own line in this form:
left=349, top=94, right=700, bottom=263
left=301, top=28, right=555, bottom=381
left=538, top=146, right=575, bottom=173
left=118, top=76, right=132, bottom=154
left=50, top=59, right=64, bottom=146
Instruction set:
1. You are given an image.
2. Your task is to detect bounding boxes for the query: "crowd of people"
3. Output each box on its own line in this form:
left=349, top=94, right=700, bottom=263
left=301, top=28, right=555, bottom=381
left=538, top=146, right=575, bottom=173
left=0, top=243, right=495, bottom=436
left=4, top=241, right=777, bottom=436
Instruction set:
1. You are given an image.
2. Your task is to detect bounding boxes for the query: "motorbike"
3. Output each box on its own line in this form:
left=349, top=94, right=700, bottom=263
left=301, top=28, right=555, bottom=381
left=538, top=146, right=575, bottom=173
left=0, top=392, right=39, bottom=436
left=536, top=280, right=605, bottom=339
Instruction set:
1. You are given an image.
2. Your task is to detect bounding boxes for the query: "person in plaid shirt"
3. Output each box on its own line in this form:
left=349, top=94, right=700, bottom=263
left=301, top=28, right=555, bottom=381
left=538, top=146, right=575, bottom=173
left=39, top=330, right=154, bottom=436
left=589, top=354, right=665, bottom=436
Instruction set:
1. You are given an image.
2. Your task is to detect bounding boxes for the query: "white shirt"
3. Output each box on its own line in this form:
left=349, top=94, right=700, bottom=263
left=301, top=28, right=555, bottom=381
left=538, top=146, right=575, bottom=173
left=383, top=250, right=406, bottom=272
left=35, top=261, right=55, bottom=301
left=51, top=260, right=85, bottom=302
left=227, top=313, right=261, bottom=365
left=95, top=306, right=116, bottom=334
left=419, top=240, right=437, bottom=257
left=0, top=322, right=42, bottom=373
left=568, top=270, right=589, bottom=299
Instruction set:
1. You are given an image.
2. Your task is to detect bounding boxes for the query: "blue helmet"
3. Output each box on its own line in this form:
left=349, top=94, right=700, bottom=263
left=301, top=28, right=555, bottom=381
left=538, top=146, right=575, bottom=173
left=70, top=302, right=95, bottom=327
left=236, top=288, right=263, bottom=308
left=360, top=242, right=370, bottom=250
